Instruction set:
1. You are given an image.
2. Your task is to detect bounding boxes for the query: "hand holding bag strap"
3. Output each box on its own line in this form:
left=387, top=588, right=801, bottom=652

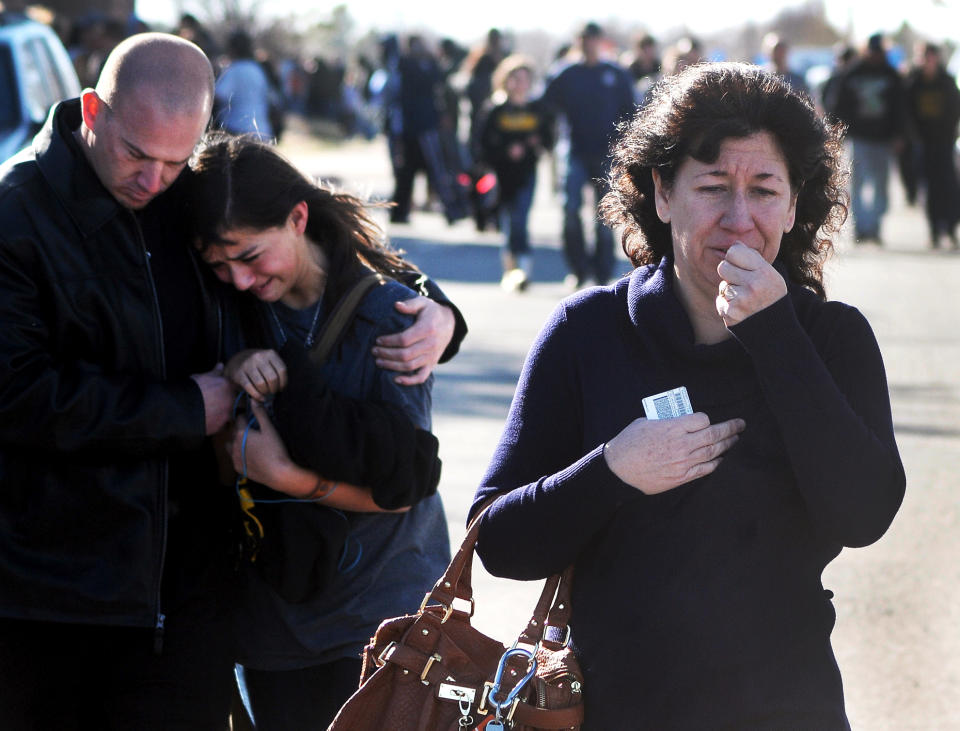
left=309, top=273, right=385, bottom=366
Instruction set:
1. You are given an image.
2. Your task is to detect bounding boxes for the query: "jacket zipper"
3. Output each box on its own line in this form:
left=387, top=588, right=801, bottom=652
left=133, top=212, right=169, bottom=653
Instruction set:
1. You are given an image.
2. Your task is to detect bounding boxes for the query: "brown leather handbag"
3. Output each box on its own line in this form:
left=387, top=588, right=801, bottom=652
left=328, top=505, right=584, bottom=730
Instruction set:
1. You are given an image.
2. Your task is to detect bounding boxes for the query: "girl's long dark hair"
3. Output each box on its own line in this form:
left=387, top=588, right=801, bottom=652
left=188, top=132, right=419, bottom=306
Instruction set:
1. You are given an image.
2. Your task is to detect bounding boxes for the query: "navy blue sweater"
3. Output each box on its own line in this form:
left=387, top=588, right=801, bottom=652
left=542, top=60, right=636, bottom=160
left=471, top=258, right=905, bottom=729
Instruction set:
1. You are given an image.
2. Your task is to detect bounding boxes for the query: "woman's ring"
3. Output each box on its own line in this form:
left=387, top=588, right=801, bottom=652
left=721, top=283, right=737, bottom=301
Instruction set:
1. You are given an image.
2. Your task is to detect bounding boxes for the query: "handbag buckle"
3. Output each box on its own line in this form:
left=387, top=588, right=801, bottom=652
left=376, top=641, right=398, bottom=667
left=420, top=652, right=442, bottom=684
left=418, top=593, right=475, bottom=624
left=419, top=593, right=455, bottom=623
left=543, top=623, right=572, bottom=647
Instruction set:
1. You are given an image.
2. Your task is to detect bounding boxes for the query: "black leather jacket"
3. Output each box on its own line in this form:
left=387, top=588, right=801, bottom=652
left=0, top=100, right=221, bottom=628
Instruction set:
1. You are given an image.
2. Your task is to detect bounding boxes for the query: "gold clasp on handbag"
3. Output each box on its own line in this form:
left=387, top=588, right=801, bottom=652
left=376, top=641, right=398, bottom=668
left=419, top=593, right=455, bottom=623
left=420, top=652, right=442, bottom=684
left=477, top=682, right=493, bottom=716
left=418, top=593, right=476, bottom=624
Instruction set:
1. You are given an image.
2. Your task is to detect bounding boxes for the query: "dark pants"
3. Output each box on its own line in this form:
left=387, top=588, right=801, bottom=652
left=0, top=601, right=235, bottom=730
left=240, top=656, right=363, bottom=731
left=898, top=139, right=919, bottom=205
left=500, top=174, right=536, bottom=258
left=920, top=139, right=960, bottom=240
left=562, top=153, right=615, bottom=285
left=391, top=130, right=466, bottom=223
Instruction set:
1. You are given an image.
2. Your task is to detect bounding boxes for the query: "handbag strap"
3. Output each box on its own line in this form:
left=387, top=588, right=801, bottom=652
left=425, top=500, right=488, bottom=609
left=308, top=273, right=385, bottom=366
left=425, top=499, right=573, bottom=646
left=546, top=565, right=575, bottom=639
left=518, top=565, right=574, bottom=647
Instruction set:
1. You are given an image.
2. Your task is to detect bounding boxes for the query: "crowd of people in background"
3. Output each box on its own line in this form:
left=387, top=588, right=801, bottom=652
left=820, top=33, right=960, bottom=248
left=37, top=7, right=960, bottom=267
left=367, top=23, right=960, bottom=287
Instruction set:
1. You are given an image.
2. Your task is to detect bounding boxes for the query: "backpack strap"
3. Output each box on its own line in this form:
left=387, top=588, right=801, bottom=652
left=308, top=273, right=385, bottom=366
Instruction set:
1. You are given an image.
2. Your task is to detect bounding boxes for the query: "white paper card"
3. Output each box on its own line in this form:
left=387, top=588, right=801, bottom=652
left=642, top=386, right=693, bottom=420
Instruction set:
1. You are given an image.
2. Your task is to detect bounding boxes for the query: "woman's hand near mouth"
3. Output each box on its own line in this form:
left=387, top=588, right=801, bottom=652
left=716, top=241, right=788, bottom=326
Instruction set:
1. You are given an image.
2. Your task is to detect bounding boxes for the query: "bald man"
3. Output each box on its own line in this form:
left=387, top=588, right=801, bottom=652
left=0, top=33, right=243, bottom=728
left=79, top=33, right=214, bottom=210
left=0, top=32, right=463, bottom=728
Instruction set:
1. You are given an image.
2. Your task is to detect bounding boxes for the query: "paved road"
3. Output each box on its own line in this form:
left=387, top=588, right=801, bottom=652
left=281, top=126, right=960, bottom=729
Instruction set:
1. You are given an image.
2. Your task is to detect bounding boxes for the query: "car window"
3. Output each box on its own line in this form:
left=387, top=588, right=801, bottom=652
left=20, top=36, right=64, bottom=124
left=0, top=46, right=17, bottom=129
left=33, top=35, right=71, bottom=101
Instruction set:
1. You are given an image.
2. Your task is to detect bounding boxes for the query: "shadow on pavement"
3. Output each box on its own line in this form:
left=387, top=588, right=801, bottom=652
left=893, top=423, right=960, bottom=438
left=432, top=346, right=523, bottom=419
left=393, top=236, right=570, bottom=284
left=841, top=243, right=960, bottom=258
left=889, top=382, right=959, bottom=401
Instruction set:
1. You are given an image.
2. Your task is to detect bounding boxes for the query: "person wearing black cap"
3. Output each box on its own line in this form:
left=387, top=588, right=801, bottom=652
left=542, top=21, right=636, bottom=287
left=827, top=32, right=906, bottom=244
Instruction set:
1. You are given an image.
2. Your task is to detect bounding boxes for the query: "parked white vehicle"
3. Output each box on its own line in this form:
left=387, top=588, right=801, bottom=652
left=0, top=14, right=81, bottom=163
